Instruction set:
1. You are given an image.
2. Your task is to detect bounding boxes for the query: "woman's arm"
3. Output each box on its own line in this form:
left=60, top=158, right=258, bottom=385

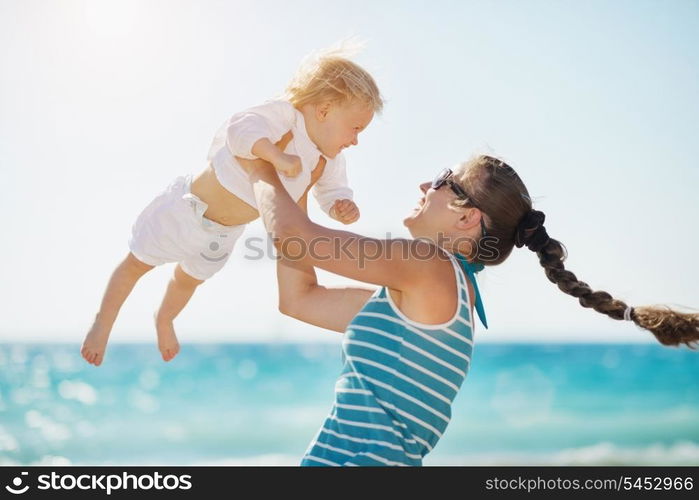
left=246, top=160, right=444, bottom=292
left=276, top=167, right=376, bottom=333
left=277, top=256, right=375, bottom=333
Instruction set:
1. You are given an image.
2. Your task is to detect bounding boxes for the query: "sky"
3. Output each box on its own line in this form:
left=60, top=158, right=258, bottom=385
left=1, top=0, right=697, bottom=344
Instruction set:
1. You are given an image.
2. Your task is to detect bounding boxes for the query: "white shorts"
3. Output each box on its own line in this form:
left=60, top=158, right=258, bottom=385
left=128, top=175, right=246, bottom=280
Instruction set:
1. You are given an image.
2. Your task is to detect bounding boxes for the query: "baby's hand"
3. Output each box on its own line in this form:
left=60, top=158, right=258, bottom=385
left=273, top=153, right=302, bottom=178
left=329, top=199, right=360, bottom=225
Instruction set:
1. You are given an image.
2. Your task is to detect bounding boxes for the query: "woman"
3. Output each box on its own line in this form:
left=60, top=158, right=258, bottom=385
left=241, top=153, right=697, bottom=466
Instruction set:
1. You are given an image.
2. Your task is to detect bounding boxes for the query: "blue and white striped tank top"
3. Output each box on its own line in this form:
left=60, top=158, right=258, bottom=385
left=300, top=251, right=488, bottom=466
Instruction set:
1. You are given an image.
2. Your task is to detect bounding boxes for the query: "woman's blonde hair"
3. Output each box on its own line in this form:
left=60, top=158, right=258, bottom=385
left=285, top=42, right=383, bottom=113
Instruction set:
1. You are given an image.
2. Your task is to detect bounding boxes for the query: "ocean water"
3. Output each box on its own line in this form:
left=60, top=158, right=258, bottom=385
left=0, top=342, right=697, bottom=466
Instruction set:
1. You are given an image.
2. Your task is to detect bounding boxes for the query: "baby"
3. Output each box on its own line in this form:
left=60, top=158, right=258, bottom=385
left=81, top=47, right=383, bottom=366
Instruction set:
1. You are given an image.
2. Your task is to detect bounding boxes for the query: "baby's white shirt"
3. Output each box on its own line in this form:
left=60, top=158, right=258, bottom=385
left=207, top=99, right=353, bottom=214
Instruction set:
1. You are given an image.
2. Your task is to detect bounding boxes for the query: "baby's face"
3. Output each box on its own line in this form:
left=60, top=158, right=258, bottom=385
left=314, top=100, right=374, bottom=158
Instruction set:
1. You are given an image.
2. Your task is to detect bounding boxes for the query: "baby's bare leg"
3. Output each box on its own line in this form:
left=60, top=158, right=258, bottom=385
left=81, top=253, right=154, bottom=366
left=154, top=265, right=204, bottom=362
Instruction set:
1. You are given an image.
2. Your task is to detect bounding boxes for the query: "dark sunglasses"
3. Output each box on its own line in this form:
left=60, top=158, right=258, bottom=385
left=431, top=168, right=488, bottom=238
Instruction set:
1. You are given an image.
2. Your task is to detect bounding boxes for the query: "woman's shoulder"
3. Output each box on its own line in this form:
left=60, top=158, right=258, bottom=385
left=417, top=249, right=476, bottom=321
left=386, top=248, right=463, bottom=325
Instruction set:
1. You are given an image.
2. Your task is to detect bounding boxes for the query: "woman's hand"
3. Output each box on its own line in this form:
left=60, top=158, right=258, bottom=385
left=246, top=135, right=446, bottom=295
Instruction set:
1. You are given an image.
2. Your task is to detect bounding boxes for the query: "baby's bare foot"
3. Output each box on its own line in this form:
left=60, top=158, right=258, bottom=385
left=81, top=318, right=111, bottom=366
left=155, top=314, right=180, bottom=362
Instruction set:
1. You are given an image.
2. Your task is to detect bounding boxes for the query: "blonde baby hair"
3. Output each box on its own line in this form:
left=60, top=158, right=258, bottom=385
left=285, top=40, right=384, bottom=113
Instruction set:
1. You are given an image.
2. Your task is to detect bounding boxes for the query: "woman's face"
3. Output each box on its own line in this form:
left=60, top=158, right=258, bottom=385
left=403, top=167, right=480, bottom=245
